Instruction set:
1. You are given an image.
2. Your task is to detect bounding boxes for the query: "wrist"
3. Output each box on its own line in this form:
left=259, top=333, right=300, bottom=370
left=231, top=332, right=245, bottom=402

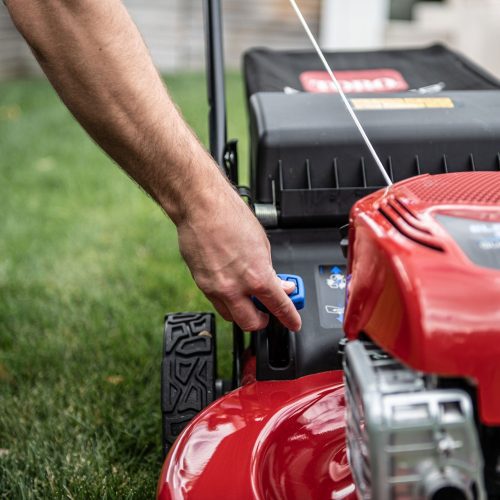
left=164, top=159, right=233, bottom=228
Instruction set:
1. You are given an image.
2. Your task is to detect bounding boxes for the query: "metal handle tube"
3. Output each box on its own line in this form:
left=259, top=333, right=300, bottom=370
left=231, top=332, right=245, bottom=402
left=203, top=0, right=228, bottom=171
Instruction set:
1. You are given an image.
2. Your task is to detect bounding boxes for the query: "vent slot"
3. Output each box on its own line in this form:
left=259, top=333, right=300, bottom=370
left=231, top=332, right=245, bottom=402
left=378, top=205, right=444, bottom=252
left=387, top=197, right=432, bottom=235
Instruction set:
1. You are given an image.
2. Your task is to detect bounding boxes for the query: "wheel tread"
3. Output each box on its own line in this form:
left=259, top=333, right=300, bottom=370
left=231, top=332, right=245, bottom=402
left=161, top=312, right=216, bottom=455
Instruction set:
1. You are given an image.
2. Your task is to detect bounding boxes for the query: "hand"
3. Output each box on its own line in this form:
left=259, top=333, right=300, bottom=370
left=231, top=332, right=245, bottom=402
left=177, top=176, right=302, bottom=332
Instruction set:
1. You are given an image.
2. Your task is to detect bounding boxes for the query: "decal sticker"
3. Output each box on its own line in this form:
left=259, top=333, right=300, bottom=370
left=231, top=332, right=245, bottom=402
left=325, top=305, right=344, bottom=324
left=326, top=266, right=346, bottom=290
left=300, top=69, right=409, bottom=94
left=351, top=97, right=455, bottom=110
left=436, top=215, right=500, bottom=270
left=316, top=265, right=347, bottom=329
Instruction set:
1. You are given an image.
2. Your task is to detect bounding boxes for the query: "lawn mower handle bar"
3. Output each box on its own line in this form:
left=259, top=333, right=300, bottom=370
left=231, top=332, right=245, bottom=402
left=203, top=0, right=227, bottom=173
left=203, top=0, right=245, bottom=388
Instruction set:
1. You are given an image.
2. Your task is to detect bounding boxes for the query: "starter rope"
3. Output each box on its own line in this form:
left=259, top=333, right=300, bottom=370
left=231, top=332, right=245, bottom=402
left=288, top=0, right=393, bottom=186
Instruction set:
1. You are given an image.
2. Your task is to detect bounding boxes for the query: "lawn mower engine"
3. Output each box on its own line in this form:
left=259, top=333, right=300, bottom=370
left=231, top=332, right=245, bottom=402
left=343, top=172, right=500, bottom=500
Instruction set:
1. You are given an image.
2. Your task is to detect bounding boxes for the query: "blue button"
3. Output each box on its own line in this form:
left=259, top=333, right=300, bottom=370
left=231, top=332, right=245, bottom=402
left=252, top=274, right=306, bottom=312
left=287, top=277, right=299, bottom=297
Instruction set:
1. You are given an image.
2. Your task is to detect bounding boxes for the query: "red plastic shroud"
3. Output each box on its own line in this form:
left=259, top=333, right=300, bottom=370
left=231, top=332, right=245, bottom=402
left=157, top=371, right=355, bottom=500
left=344, top=171, right=500, bottom=425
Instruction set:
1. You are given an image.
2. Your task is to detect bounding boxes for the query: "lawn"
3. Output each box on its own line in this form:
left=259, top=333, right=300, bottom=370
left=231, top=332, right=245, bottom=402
left=0, top=72, right=248, bottom=498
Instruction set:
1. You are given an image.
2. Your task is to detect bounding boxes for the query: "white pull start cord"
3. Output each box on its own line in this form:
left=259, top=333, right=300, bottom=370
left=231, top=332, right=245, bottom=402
left=288, top=0, right=393, bottom=187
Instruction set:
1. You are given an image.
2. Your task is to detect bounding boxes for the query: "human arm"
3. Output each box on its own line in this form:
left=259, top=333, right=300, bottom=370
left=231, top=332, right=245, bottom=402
left=5, top=0, right=302, bottom=332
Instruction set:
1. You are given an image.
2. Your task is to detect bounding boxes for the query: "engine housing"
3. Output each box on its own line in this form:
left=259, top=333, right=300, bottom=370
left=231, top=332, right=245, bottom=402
left=344, top=339, right=485, bottom=500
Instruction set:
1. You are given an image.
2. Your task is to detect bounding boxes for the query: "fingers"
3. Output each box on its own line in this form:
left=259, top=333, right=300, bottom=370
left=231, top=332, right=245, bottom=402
left=206, top=277, right=301, bottom=332
left=210, top=277, right=301, bottom=332
left=255, top=280, right=302, bottom=332
left=224, top=296, right=270, bottom=332
left=209, top=297, right=232, bottom=322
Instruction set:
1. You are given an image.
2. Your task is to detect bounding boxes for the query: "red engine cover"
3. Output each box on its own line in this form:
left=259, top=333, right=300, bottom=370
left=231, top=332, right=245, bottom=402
left=344, top=172, right=500, bottom=424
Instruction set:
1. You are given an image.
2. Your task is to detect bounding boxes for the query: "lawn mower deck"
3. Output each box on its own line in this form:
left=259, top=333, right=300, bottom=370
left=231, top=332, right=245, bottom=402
left=158, top=371, right=352, bottom=499
left=158, top=2, right=500, bottom=499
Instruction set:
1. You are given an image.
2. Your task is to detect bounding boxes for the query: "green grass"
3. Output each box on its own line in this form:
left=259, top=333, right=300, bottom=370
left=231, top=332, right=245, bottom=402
left=0, top=72, right=248, bottom=498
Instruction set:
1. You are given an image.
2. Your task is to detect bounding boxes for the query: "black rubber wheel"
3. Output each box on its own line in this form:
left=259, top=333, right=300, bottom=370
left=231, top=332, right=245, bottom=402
left=161, top=312, right=216, bottom=456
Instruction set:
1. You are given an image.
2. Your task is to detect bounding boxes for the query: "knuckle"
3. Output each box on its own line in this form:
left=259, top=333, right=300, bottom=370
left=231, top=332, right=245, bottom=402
left=217, top=282, right=239, bottom=302
left=243, top=269, right=265, bottom=291
left=197, top=276, right=236, bottom=299
left=250, top=279, right=268, bottom=295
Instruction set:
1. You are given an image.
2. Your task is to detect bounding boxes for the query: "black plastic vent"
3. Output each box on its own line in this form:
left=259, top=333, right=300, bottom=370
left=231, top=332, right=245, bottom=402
left=275, top=159, right=384, bottom=227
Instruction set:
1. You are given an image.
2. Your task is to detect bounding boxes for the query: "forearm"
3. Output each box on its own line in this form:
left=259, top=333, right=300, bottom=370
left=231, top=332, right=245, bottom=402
left=6, top=0, right=302, bottom=332
left=6, top=0, right=224, bottom=224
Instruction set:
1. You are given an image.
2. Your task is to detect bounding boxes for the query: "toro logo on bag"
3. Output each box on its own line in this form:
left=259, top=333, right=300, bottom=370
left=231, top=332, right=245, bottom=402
left=300, top=68, right=409, bottom=93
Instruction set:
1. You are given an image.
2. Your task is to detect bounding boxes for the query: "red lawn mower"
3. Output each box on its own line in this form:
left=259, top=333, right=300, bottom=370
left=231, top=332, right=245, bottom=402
left=157, top=2, right=500, bottom=499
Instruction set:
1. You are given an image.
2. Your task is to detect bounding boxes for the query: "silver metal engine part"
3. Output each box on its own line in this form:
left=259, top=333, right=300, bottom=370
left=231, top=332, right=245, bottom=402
left=343, top=340, right=486, bottom=500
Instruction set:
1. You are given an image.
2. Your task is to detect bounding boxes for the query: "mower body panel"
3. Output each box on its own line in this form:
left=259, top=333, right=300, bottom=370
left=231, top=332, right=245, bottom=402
left=344, top=171, right=500, bottom=424
left=157, top=371, right=354, bottom=500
